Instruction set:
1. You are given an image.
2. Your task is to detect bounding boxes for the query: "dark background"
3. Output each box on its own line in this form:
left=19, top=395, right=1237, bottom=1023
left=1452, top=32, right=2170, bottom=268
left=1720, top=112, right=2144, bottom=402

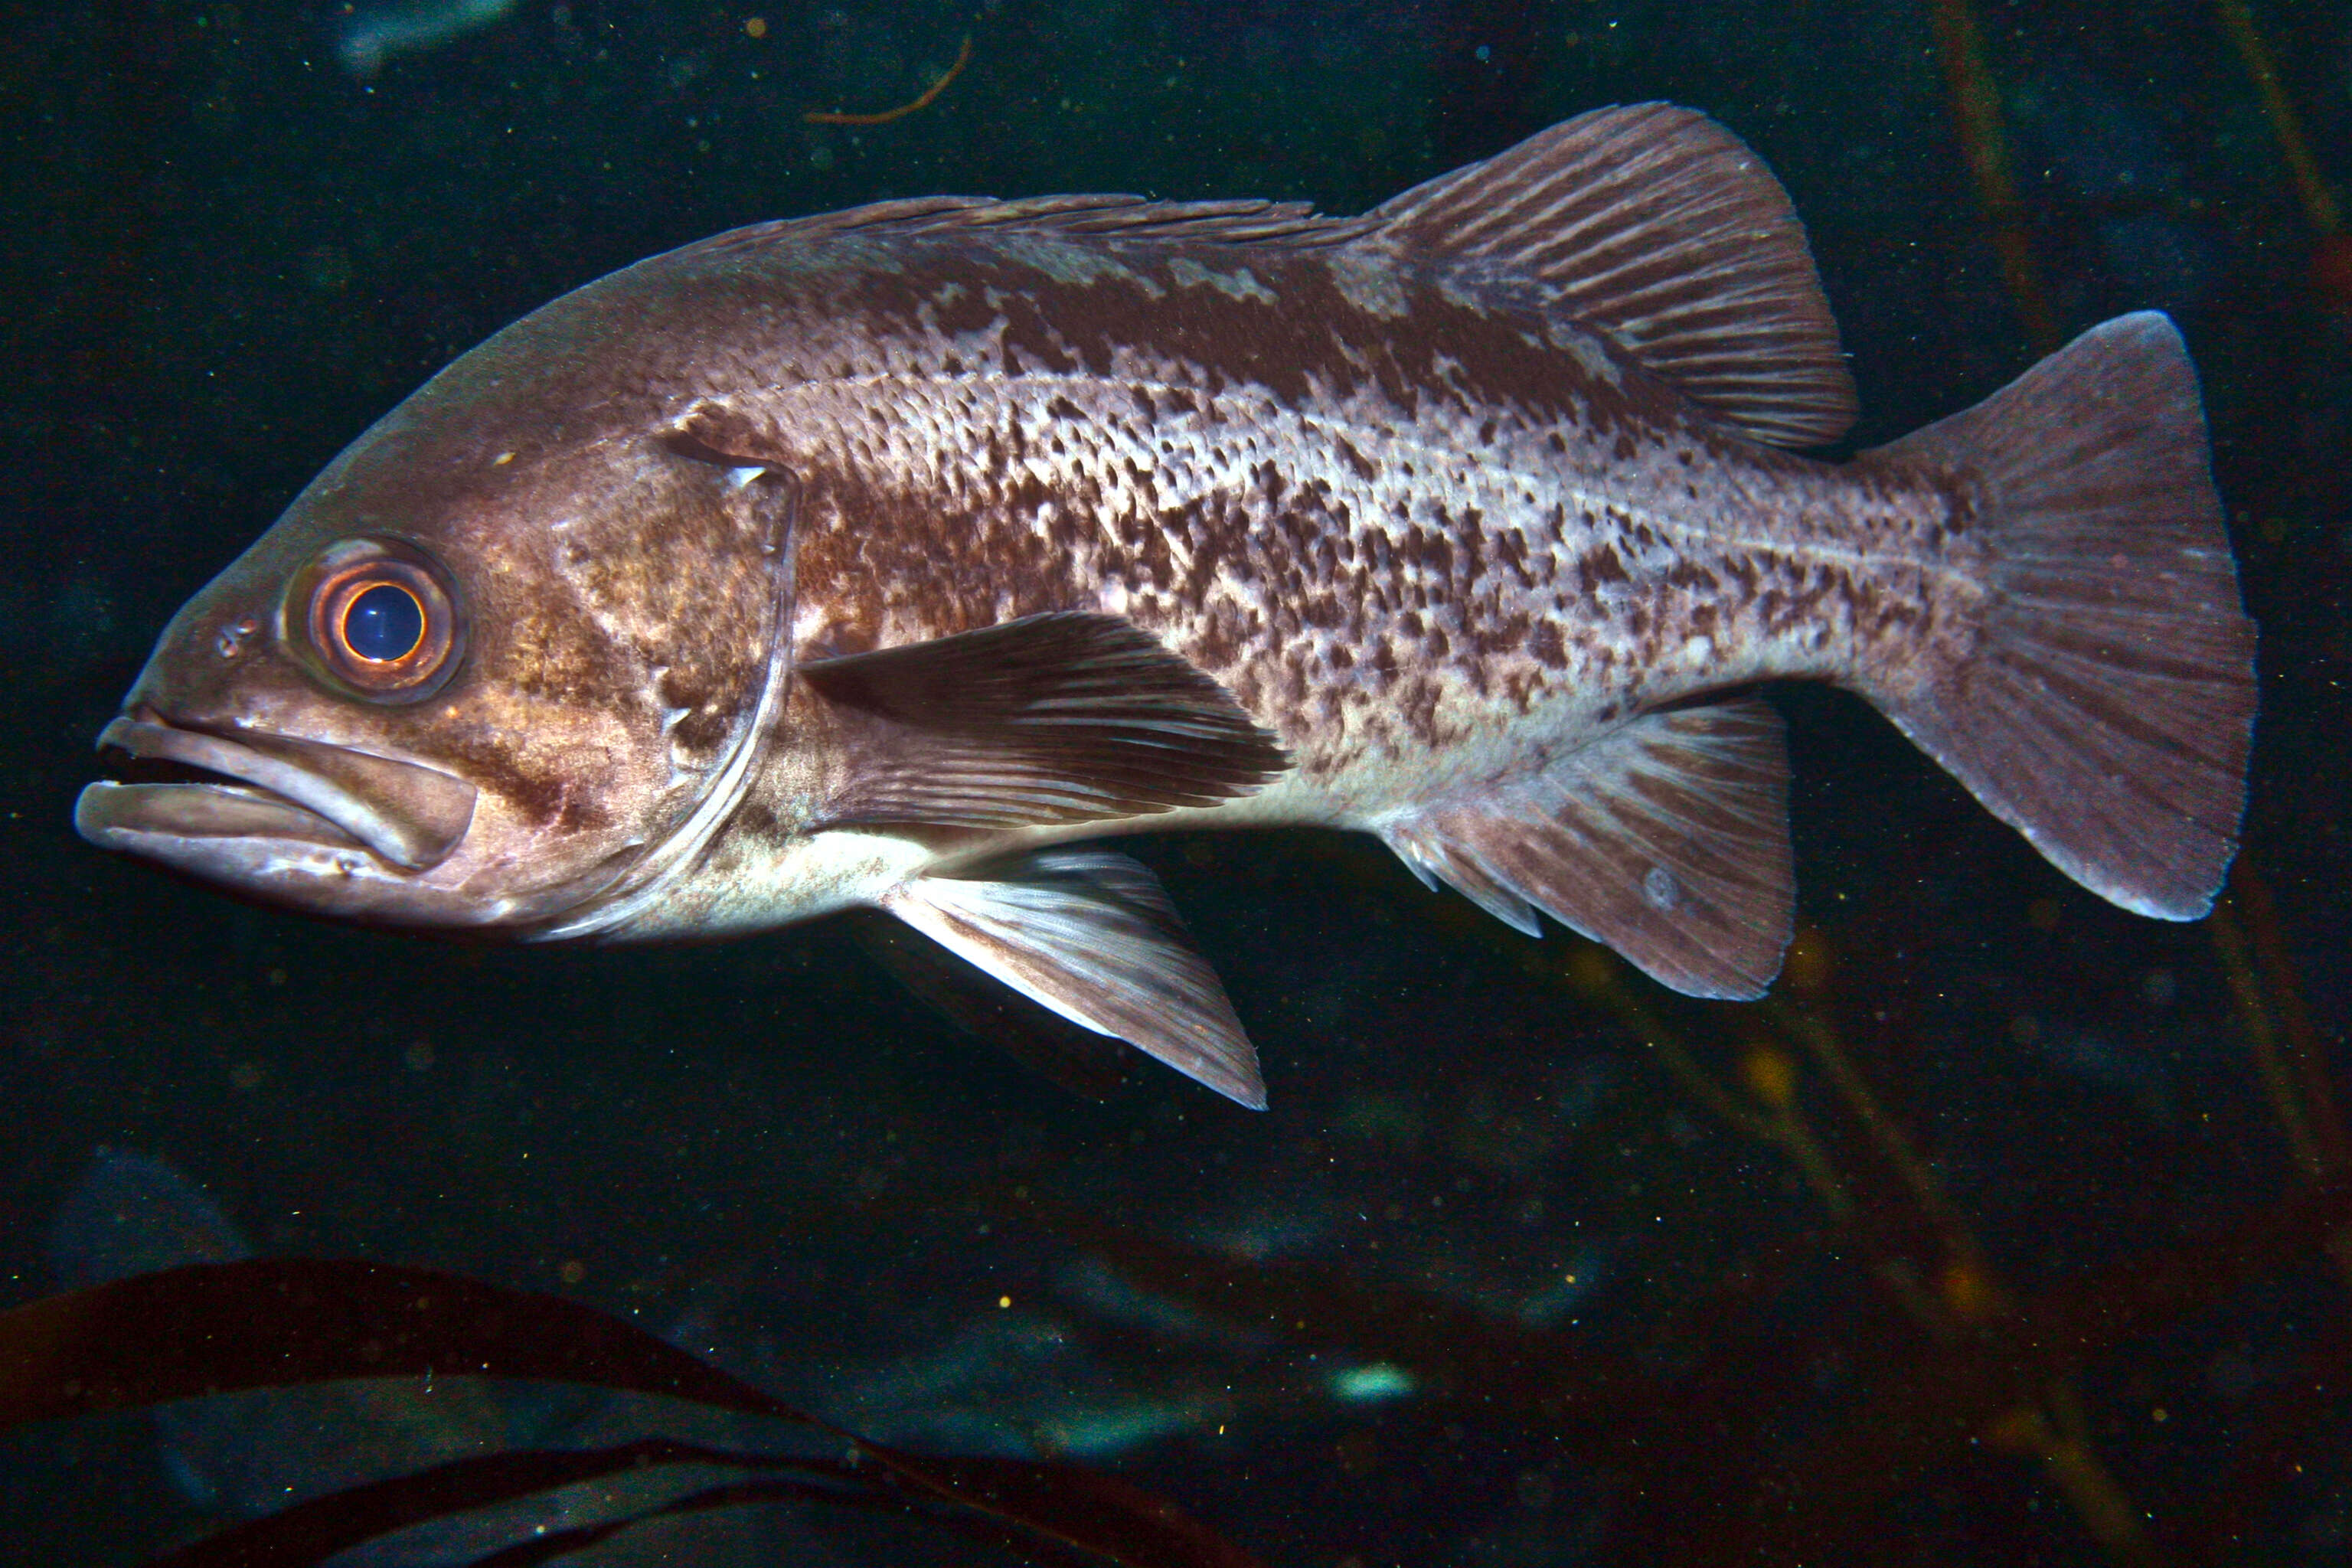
left=2, top=2, right=2348, bottom=1563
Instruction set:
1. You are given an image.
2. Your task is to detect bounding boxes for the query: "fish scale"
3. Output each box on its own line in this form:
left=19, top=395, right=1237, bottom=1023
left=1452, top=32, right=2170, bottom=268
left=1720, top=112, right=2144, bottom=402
left=738, top=248, right=1947, bottom=811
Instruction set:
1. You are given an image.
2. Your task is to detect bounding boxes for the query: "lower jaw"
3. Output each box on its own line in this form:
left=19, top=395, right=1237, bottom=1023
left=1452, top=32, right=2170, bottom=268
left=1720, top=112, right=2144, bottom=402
left=74, top=782, right=640, bottom=933
left=75, top=780, right=368, bottom=854
left=74, top=781, right=466, bottom=923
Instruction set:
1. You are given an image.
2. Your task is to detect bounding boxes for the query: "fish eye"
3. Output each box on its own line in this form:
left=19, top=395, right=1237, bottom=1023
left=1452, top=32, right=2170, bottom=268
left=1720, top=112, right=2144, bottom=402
left=292, top=539, right=463, bottom=702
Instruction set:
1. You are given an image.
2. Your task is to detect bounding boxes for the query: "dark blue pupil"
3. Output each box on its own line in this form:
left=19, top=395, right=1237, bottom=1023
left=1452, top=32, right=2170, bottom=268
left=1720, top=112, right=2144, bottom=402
left=345, top=584, right=424, bottom=661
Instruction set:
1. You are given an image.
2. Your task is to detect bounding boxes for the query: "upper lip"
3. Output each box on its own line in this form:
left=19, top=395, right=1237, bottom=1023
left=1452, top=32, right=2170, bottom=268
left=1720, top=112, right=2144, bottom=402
left=89, top=713, right=477, bottom=871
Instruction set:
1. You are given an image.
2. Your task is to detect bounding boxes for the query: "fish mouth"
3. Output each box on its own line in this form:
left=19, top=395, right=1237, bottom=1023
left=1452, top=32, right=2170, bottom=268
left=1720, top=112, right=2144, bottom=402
left=76, top=713, right=478, bottom=873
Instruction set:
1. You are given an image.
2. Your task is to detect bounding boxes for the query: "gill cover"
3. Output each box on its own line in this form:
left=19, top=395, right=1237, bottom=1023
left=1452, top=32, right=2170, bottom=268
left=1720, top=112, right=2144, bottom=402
left=532, top=453, right=801, bottom=939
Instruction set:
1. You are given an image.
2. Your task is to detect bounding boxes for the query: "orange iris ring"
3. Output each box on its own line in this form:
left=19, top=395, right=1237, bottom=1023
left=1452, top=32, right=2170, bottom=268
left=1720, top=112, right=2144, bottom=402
left=296, top=540, right=462, bottom=701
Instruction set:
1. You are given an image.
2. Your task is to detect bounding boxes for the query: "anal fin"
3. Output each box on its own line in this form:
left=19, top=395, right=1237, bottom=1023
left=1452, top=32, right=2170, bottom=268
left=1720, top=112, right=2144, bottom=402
left=1383, top=697, right=1793, bottom=999
left=881, top=849, right=1266, bottom=1109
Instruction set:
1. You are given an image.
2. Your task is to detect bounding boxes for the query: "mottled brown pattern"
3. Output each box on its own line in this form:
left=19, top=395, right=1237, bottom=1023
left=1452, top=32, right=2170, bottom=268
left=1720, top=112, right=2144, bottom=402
left=565, top=222, right=1965, bottom=820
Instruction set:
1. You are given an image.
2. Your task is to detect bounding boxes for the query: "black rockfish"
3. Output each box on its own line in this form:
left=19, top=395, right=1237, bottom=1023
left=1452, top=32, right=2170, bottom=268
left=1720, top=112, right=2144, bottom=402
left=77, top=105, right=2256, bottom=1108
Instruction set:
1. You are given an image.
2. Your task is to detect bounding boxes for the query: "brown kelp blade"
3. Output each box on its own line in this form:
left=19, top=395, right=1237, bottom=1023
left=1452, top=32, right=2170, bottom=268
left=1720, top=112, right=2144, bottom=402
left=454, top=1470, right=1107, bottom=1568
left=145, top=1436, right=1253, bottom=1568
left=149, top=1438, right=801, bottom=1568
left=0, top=1257, right=1266, bottom=1568
left=152, top=1441, right=1180, bottom=1568
left=0, top=1257, right=801, bottom=1427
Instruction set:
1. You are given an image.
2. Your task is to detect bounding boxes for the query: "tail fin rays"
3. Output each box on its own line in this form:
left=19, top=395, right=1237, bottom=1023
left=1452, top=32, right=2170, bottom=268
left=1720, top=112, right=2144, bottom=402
left=1860, top=312, right=2256, bottom=919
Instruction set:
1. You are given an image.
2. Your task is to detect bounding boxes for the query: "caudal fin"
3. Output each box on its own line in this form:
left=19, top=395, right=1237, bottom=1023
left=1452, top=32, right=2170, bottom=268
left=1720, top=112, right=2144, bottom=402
left=1859, top=312, right=2256, bottom=920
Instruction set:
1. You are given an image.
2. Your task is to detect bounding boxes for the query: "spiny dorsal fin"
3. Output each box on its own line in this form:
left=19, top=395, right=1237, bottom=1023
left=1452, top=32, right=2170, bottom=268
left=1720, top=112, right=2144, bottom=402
left=884, top=850, right=1266, bottom=1109
left=1368, top=103, right=1857, bottom=449
left=693, top=194, right=1376, bottom=263
left=802, top=612, right=1289, bottom=831
left=1383, top=697, right=1793, bottom=998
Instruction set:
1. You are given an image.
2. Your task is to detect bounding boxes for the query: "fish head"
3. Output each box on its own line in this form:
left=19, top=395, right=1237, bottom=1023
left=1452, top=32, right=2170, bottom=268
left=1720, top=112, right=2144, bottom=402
left=76, top=324, right=799, bottom=933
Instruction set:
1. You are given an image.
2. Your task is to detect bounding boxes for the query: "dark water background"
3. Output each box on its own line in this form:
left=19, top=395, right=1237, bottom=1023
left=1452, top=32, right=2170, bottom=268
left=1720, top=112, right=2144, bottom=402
left=3, top=1, right=2350, bottom=1563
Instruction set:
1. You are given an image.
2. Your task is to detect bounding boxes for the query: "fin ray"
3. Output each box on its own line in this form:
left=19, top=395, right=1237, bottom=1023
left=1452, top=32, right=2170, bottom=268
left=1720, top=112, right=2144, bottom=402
left=1856, top=312, right=2255, bottom=919
left=846, top=910, right=1141, bottom=1101
left=1383, top=697, right=1793, bottom=998
left=1367, top=103, right=1857, bottom=448
left=883, top=850, right=1266, bottom=1109
left=803, top=613, right=1289, bottom=831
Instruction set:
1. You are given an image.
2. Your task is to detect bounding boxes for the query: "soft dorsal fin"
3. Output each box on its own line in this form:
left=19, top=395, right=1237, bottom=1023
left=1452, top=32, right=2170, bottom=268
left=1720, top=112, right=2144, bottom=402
left=1367, top=103, right=1857, bottom=449
left=884, top=850, right=1266, bottom=1109
left=801, top=612, right=1289, bottom=831
left=1383, top=697, right=1794, bottom=999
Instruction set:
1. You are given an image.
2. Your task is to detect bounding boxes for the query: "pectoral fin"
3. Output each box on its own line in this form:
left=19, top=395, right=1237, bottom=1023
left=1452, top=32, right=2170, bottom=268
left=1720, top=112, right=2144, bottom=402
left=801, top=612, right=1288, bottom=831
left=880, top=849, right=1266, bottom=1109
left=1383, top=697, right=1794, bottom=999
